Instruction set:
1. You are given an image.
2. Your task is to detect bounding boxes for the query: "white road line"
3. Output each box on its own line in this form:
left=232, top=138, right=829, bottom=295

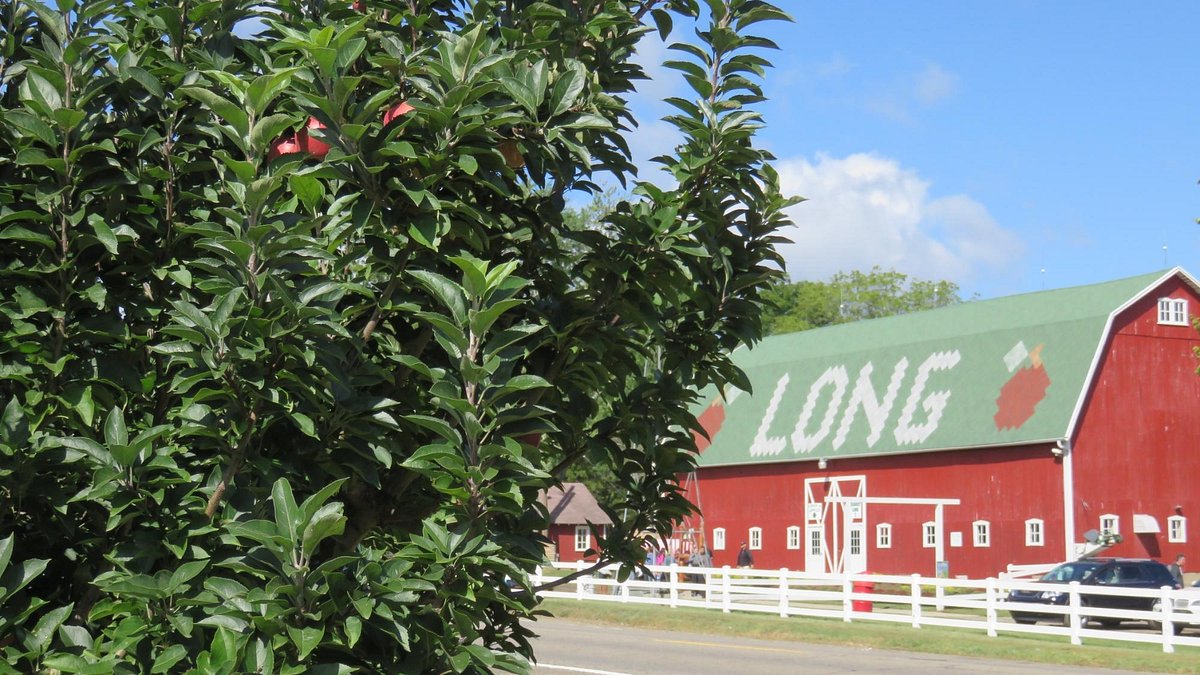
left=537, top=664, right=633, bottom=675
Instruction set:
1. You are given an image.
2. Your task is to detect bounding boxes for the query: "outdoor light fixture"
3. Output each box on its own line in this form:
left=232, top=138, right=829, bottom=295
left=1051, top=438, right=1068, bottom=458
left=817, top=457, right=828, bottom=470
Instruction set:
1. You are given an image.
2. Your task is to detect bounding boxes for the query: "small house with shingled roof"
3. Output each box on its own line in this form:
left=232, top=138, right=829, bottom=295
left=684, top=268, right=1200, bottom=578
left=542, top=482, right=612, bottom=563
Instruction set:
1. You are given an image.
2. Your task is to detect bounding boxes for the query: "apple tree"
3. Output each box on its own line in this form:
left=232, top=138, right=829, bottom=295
left=0, top=0, right=794, bottom=671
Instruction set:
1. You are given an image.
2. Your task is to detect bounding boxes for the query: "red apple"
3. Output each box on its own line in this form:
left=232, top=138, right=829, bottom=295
left=267, top=133, right=302, bottom=161
left=499, top=139, right=524, bottom=169
left=298, top=117, right=330, bottom=159
left=517, top=433, right=543, bottom=447
left=351, top=0, right=366, bottom=10
left=383, top=100, right=414, bottom=125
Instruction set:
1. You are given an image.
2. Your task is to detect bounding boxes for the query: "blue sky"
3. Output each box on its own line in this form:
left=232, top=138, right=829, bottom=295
left=623, top=2, right=1200, bottom=299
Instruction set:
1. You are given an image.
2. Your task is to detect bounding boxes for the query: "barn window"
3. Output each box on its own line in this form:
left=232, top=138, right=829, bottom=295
left=922, top=521, right=937, bottom=548
left=1158, top=298, right=1188, bottom=326
left=1168, top=516, right=1187, bottom=543
left=1100, top=514, right=1120, bottom=536
left=574, top=525, right=590, bottom=552
left=973, top=520, right=991, bottom=547
left=1025, top=518, right=1044, bottom=546
left=712, top=528, right=726, bottom=551
left=748, top=527, right=762, bottom=550
left=809, top=529, right=822, bottom=556
left=876, top=523, right=892, bottom=549
left=786, top=526, right=802, bottom=550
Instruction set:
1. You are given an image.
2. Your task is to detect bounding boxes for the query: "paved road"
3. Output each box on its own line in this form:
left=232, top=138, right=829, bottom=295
left=527, top=618, right=1144, bottom=674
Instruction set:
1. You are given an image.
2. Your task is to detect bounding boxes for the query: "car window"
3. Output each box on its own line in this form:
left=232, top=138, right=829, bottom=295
left=1042, top=563, right=1099, bottom=582
left=1093, top=567, right=1119, bottom=584
left=1118, top=565, right=1143, bottom=581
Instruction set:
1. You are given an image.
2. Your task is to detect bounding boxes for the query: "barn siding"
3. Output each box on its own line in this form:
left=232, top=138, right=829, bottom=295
left=1071, top=280, right=1200, bottom=561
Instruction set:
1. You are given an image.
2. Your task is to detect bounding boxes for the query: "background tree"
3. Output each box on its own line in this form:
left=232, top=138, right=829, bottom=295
left=0, top=0, right=793, bottom=671
left=762, top=266, right=965, bottom=335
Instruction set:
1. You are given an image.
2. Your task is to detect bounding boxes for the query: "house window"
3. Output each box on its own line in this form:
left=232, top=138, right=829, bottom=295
left=922, top=521, right=937, bottom=548
left=809, top=529, right=822, bottom=556
left=712, top=527, right=726, bottom=551
left=1100, top=514, right=1120, bottom=536
left=973, top=520, right=991, bottom=547
left=1025, top=518, right=1044, bottom=546
left=876, top=523, right=892, bottom=549
left=574, top=525, right=590, bottom=552
left=786, top=526, right=801, bottom=550
left=748, top=527, right=762, bottom=550
left=1169, top=516, right=1187, bottom=543
left=1158, top=297, right=1188, bottom=326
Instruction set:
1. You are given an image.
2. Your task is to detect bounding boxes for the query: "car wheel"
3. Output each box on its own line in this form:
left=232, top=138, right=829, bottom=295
left=1148, top=602, right=1185, bottom=635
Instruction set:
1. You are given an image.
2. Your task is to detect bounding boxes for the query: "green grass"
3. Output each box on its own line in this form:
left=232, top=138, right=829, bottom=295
left=538, top=598, right=1200, bottom=673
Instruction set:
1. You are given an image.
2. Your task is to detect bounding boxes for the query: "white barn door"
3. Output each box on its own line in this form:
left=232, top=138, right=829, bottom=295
left=804, top=476, right=867, bottom=574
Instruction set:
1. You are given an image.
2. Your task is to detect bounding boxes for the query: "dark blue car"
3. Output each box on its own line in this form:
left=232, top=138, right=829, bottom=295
left=1007, top=558, right=1178, bottom=627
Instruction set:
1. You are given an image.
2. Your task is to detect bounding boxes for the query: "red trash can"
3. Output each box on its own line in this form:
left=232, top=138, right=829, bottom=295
left=852, top=578, right=875, bottom=612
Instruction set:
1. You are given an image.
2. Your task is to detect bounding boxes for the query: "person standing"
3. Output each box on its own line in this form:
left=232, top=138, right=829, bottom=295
left=1169, top=554, right=1186, bottom=587
left=736, top=541, right=754, bottom=568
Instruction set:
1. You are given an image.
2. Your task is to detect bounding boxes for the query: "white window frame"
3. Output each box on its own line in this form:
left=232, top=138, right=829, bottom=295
left=1025, top=518, right=1044, bottom=547
left=574, top=525, right=590, bottom=552
left=712, top=527, right=726, bottom=551
left=1100, top=513, right=1120, bottom=536
left=786, top=525, right=802, bottom=550
left=973, top=520, right=991, bottom=547
left=1169, top=516, right=1187, bottom=543
left=876, top=523, right=892, bottom=549
left=808, top=529, right=822, bottom=556
left=1158, top=297, right=1188, bottom=326
left=922, top=521, right=937, bottom=549
left=748, top=527, right=762, bottom=550
left=849, top=527, right=863, bottom=556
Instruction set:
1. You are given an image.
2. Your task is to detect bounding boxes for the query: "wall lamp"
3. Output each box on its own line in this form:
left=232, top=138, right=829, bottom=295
left=1051, top=438, right=1069, bottom=458
left=817, top=457, right=828, bottom=470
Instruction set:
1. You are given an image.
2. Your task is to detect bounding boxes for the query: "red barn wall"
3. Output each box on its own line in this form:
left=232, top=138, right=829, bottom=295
left=1071, top=279, right=1200, bottom=562
left=693, top=445, right=1064, bottom=578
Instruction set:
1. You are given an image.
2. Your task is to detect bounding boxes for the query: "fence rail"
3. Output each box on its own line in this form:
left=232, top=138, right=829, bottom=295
left=532, top=561, right=1200, bottom=654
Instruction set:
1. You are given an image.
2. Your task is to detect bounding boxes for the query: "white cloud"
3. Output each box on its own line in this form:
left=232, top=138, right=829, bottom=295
left=915, top=63, right=958, bottom=105
left=774, top=153, right=1023, bottom=284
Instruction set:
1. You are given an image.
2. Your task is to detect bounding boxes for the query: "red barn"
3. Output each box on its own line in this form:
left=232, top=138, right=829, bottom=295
left=543, top=482, right=612, bottom=563
left=686, top=269, right=1200, bottom=578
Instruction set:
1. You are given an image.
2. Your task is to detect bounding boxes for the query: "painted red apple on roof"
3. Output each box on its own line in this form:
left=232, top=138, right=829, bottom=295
left=994, top=343, right=1051, bottom=430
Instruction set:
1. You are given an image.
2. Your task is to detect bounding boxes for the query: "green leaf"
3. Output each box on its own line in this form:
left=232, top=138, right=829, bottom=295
left=301, top=503, right=346, bottom=557
left=179, top=87, right=249, bottom=138
left=29, top=604, right=73, bottom=652
left=167, top=560, right=209, bottom=594
left=345, top=615, right=362, bottom=648
left=151, top=645, right=189, bottom=673
left=91, top=218, right=119, bottom=255
left=104, top=406, right=128, bottom=447
left=290, top=411, right=318, bottom=438
left=286, top=625, right=324, bottom=661
left=298, top=478, right=348, bottom=523
left=409, top=270, right=467, bottom=324
left=1, top=398, right=30, bottom=449
left=271, top=478, right=301, bottom=546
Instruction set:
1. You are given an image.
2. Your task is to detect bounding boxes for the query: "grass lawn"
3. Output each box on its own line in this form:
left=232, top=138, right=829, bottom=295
left=538, top=598, right=1200, bottom=673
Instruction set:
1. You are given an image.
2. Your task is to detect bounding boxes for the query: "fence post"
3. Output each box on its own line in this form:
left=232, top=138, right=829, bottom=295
left=1160, top=585, right=1176, bottom=654
left=779, top=568, right=789, bottom=618
left=669, top=564, right=679, bottom=608
left=985, top=577, right=997, bottom=637
left=1068, top=581, right=1082, bottom=645
left=910, top=574, right=922, bottom=628
left=576, top=560, right=587, bottom=600
left=620, top=573, right=630, bottom=603
left=842, top=573, right=853, bottom=622
left=935, top=580, right=945, bottom=611
left=722, top=565, right=732, bottom=613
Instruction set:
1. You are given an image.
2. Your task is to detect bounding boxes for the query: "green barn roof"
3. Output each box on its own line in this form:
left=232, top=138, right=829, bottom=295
left=694, top=269, right=1189, bottom=468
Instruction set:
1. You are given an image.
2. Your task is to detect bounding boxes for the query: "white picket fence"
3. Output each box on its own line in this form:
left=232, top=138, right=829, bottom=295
left=533, top=561, right=1200, bottom=654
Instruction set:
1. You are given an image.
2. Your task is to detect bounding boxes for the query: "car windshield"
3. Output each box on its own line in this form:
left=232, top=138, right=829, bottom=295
left=1041, top=562, right=1101, bottom=582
